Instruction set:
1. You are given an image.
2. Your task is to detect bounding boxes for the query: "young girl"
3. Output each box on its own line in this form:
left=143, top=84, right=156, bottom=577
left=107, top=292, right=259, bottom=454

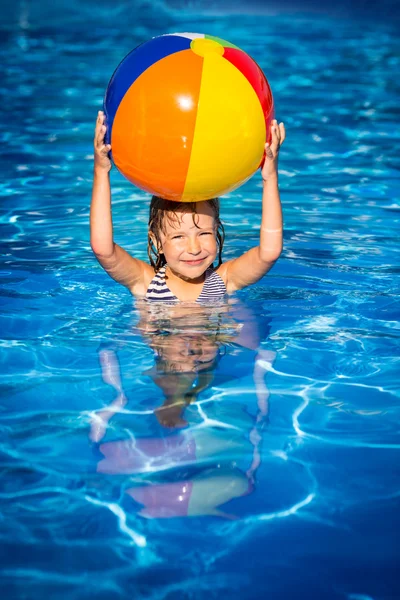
left=90, top=111, right=285, bottom=302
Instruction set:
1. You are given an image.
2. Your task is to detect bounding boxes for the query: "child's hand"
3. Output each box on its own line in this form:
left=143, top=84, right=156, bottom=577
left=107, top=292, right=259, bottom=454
left=154, top=400, right=188, bottom=429
left=261, top=119, right=286, bottom=182
left=94, top=110, right=112, bottom=172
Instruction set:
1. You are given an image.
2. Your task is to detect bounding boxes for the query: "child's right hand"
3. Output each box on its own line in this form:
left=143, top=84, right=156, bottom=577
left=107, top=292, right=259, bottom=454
left=94, top=110, right=112, bottom=172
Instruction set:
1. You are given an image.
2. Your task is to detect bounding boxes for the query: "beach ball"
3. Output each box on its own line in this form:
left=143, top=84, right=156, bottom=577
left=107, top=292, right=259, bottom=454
left=104, top=32, right=274, bottom=202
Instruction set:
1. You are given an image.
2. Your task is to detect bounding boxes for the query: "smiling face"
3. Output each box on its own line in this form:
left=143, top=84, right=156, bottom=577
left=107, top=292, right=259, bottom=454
left=151, top=202, right=219, bottom=281
left=153, top=333, right=220, bottom=374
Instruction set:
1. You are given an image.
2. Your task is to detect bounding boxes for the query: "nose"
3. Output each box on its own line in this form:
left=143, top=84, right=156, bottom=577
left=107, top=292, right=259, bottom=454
left=187, top=236, right=201, bottom=255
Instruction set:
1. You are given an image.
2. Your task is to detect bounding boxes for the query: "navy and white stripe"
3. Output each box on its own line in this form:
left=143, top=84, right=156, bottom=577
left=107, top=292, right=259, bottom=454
left=196, top=268, right=227, bottom=303
left=146, top=265, right=226, bottom=304
left=145, top=266, right=177, bottom=303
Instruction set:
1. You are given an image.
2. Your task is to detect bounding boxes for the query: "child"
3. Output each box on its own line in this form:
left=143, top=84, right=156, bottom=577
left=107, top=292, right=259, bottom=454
left=90, top=111, right=285, bottom=302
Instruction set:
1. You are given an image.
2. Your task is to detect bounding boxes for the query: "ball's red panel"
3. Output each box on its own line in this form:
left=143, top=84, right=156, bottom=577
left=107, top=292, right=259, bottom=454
left=223, top=48, right=274, bottom=131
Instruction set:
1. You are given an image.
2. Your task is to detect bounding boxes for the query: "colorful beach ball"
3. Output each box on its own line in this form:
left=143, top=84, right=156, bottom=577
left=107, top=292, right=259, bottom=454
left=104, top=32, right=274, bottom=202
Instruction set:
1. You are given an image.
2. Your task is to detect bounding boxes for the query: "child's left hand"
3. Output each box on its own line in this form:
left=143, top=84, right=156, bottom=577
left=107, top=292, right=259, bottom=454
left=261, top=119, right=286, bottom=182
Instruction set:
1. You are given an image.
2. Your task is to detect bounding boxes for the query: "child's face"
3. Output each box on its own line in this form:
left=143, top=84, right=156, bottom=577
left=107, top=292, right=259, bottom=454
left=154, top=333, right=219, bottom=373
left=157, top=203, right=218, bottom=279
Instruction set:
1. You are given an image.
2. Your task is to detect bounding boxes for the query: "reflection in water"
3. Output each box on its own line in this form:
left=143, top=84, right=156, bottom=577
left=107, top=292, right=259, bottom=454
left=89, top=300, right=276, bottom=519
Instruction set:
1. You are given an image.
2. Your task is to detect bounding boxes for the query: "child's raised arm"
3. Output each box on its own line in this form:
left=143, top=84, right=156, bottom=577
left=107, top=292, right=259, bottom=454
left=219, top=120, right=286, bottom=292
left=90, top=111, right=152, bottom=293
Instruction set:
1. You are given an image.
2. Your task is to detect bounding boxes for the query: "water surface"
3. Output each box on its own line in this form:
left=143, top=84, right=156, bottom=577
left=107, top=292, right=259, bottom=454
left=1, top=2, right=399, bottom=599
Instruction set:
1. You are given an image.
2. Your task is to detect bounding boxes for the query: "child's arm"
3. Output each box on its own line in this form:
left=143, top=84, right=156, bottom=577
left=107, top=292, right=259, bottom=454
left=219, top=120, right=285, bottom=293
left=89, top=347, right=128, bottom=442
left=90, top=111, right=152, bottom=293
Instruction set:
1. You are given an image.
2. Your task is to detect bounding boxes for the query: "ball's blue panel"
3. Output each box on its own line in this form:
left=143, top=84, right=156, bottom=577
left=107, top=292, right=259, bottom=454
left=103, top=35, right=192, bottom=144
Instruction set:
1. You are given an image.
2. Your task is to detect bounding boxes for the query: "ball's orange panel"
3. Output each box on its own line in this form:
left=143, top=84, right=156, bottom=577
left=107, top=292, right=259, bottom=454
left=112, top=50, right=203, bottom=201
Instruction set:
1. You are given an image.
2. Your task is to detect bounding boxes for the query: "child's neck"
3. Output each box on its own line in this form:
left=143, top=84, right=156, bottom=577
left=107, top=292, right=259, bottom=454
left=166, top=265, right=206, bottom=285
left=165, top=265, right=206, bottom=301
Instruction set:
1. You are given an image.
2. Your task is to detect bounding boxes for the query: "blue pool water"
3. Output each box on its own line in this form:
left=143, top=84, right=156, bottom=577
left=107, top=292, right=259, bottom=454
left=1, top=1, right=400, bottom=599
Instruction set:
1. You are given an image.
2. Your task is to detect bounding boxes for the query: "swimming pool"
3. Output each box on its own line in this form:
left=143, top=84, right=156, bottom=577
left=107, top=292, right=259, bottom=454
left=1, top=1, right=399, bottom=598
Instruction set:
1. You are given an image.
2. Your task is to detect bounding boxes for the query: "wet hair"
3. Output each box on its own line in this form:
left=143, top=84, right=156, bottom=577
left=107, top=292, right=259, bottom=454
left=147, top=196, right=225, bottom=271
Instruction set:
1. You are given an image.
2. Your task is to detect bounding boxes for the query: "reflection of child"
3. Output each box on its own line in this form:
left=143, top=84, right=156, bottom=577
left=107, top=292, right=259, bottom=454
left=146, top=332, right=220, bottom=428
left=89, top=307, right=276, bottom=519
left=90, top=111, right=285, bottom=303
left=90, top=300, right=273, bottom=437
left=94, top=343, right=276, bottom=519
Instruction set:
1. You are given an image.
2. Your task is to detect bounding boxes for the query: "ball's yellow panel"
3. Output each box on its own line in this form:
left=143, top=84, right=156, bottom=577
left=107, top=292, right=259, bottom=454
left=191, top=37, right=224, bottom=58
left=182, top=52, right=266, bottom=201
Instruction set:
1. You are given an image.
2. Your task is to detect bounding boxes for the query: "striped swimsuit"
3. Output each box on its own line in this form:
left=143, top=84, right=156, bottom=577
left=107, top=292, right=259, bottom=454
left=146, top=265, right=226, bottom=304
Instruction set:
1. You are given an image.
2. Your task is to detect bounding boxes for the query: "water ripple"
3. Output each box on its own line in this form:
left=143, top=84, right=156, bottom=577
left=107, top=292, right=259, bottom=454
left=1, top=5, right=399, bottom=600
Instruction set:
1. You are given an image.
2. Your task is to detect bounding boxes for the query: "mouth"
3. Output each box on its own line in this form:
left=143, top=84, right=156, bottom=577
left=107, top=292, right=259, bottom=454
left=182, top=258, right=206, bottom=266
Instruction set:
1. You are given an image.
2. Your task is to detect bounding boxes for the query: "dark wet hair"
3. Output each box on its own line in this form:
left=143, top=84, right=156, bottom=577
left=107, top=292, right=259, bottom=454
left=147, top=196, right=225, bottom=271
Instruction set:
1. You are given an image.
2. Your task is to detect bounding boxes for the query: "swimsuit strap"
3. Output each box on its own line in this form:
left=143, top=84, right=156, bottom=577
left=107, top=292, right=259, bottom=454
left=196, top=267, right=226, bottom=303
left=146, top=266, right=178, bottom=303
left=145, top=265, right=226, bottom=304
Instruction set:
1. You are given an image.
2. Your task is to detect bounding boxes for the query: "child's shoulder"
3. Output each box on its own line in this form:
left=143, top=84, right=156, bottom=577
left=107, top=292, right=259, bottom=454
left=215, top=262, right=229, bottom=285
left=130, top=261, right=156, bottom=297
